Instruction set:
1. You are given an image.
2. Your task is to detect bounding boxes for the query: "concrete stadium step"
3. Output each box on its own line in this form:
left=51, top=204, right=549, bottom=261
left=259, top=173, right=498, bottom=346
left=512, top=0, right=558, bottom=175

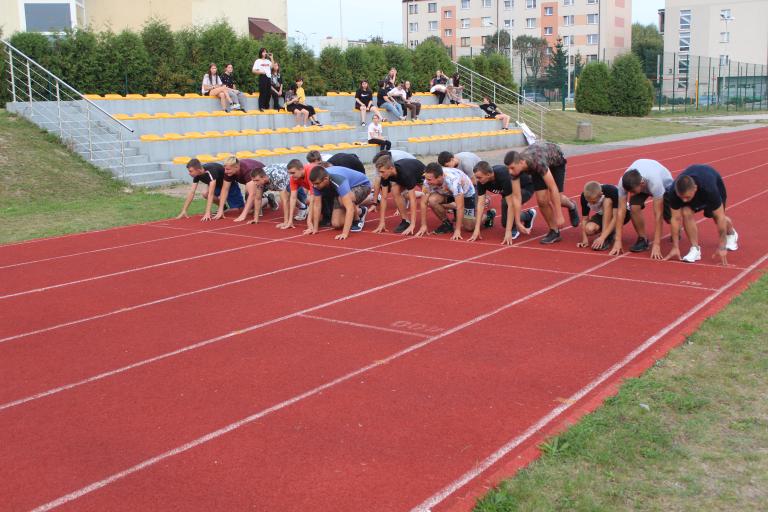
left=118, top=111, right=334, bottom=136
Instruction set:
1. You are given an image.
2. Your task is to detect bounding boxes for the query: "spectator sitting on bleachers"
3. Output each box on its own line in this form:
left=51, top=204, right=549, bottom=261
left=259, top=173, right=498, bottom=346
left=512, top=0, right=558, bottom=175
left=285, top=85, right=310, bottom=127
left=295, top=77, right=322, bottom=126
left=367, top=113, right=392, bottom=152
left=475, top=95, right=511, bottom=130
left=252, top=47, right=273, bottom=111
left=354, top=80, right=378, bottom=127
left=270, top=61, right=284, bottom=110
left=402, top=81, right=421, bottom=121
left=377, top=80, right=406, bottom=121
left=201, top=63, right=233, bottom=112
left=220, top=63, right=248, bottom=112
left=384, top=67, right=398, bottom=88
left=430, top=69, right=449, bottom=105
left=446, top=72, right=464, bottom=104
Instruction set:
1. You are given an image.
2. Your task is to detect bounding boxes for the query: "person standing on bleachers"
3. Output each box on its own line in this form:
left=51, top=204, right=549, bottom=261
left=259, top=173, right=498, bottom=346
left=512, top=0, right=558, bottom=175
left=220, top=63, right=247, bottom=112
left=252, top=47, right=273, bottom=111
left=201, top=63, right=232, bottom=112
left=270, top=62, right=284, bottom=110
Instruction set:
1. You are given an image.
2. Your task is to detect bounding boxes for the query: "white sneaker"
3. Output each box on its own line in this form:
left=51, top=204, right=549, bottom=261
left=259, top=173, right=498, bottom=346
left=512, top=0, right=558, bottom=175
left=682, top=246, right=702, bottom=263
left=725, top=230, right=739, bottom=251
left=294, top=207, right=309, bottom=221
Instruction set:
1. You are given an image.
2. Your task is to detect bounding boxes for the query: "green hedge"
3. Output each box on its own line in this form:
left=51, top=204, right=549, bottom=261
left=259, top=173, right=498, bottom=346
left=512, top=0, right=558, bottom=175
left=3, top=18, right=514, bottom=102
left=575, top=62, right=611, bottom=114
left=574, top=54, right=654, bottom=117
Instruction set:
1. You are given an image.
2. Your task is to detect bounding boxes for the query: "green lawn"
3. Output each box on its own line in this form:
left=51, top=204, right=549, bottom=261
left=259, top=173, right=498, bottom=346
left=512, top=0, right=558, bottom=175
left=475, top=275, right=768, bottom=511
left=0, top=110, right=187, bottom=243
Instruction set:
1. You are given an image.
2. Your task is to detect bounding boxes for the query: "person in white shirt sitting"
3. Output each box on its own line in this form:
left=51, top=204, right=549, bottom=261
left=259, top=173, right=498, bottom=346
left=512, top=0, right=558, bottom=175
left=367, top=113, right=391, bottom=151
left=201, top=63, right=232, bottom=112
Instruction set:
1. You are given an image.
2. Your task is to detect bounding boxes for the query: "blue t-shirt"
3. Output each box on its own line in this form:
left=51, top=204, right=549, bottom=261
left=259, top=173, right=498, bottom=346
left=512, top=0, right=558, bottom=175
left=312, top=166, right=371, bottom=198
left=666, top=164, right=726, bottom=212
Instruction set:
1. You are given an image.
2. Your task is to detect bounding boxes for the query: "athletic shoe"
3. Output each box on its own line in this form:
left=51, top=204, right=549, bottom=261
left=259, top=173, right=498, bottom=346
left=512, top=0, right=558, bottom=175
left=361, top=122, right=366, bottom=127
left=725, top=230, right=739, bottom=251
left=394, top=219, right=411, bottom=233
left=682, top=246, right=702, bottom=263
left=510, top=226, right=520, bottom=240
left=629, top=237, right=650, bottom=252
left=568, top=206, right=580, bottom=228
left=232, top=103, right=241, bottom=110
left=540, top=229, right=562, bottom=244
left=484, top=208, right=497, bottom=228
left=595, top=233, right=615, bottom=252
left=349, top=206, right=369, bottom=232
left=523, top=208, right=537, bottom=231
left=266, top=192, right=279, bottom=211
left=294, top=207, right=309, bottom=221
left=433, top=219, right=454, bottom=235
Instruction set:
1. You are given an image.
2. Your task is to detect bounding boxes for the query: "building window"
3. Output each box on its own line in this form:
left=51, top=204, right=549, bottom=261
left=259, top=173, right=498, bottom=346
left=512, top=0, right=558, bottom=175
left=408, top=4, right=418, bottom=14
left=504, top=0, right=513, bottom=9
left=587, top=33, right=598, bottom=45
left=563, top=35, right=572, bottom=45
left=409, top=22, right=418, bottom=32
left=24, top=2, right=73, bottom=32
left=428, top=2, right=437, bottom=13
left=563, top=15, right=574, bottom=26
left=410, top=40, right=419, bottom=48
left=720, top=54, right=729, bottom=66
left=587, top=0, right=598, bottom=4
left=482, top=0, right=492, bottom=7
left=545, top=46, right=552, bottom=55
left=679, top=9, right=691, bottom=30
left=526, top=0, right=536, bottom=8
left=504, top=19, right=512, bottom=28
left=720, top=32, right=729, bottom=43
left=429, top=21, right=438, bottom=31
left=587, top=54, right=598, bottom=62
left=544, top=26, right=553, bottom=35
left=679, top=31, right=690, bottom=52
left=526, top=18, right=536, bottom=28
left=587, top=13, right=599, bottom=24
left=481, top=36, right=490, bottom=45
left=444, top=10, right=452, bottom=18
left=563, top=0, right=574, bottom=5
left=461, top=18, right=470, bottom=28
left=720, top=8, right=732, bottom=19
left=461, top=0, right=470, bottom=9
left=482, top=16, right=492, bottom=27
left=544, top=7, right=553, bottom=15
left=445, top=29, right=454, bottom=36
left=461, top=37, right=471, bottom=47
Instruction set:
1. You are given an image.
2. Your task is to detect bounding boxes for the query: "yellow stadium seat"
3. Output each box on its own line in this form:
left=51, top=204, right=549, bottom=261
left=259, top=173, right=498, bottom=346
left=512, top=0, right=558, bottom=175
left=84, top=94, right=103, bottom=100
left=327, top=92, right=338, bottom=96
left=236, top=151, right=256, bottom=158
left=307, top=145, right=323, bottom=150
left=241, top=129, right=259, bottom=136
left=140, top=134, right=164, bottom=141
left=210, top=111, right=228, bottom=117
left=184, top=93, right=202, bottom=98
left=193, top=111, right=210, bottom=117
left=223, top=130, right=241, bottom=136
left=104, top=94, right=124, bottom=99
left=203, top=131, right=222, bottom=137
left=256, top=150, right=276, bottom=157
left=175, top=112, right=192, bottom=118
left=196, top=154, right=217, bottom=163
left=163, top=133, right=184, bottom=140
left=183, top=132, right=205, bottom=138
left=154, top=112, right=172, bottom=118
left=125, top=94, right=144, bottom=99
left=172, top=156, right=191, bottom=165
left=145, top=93, right=163, bottom=99
left=322, top=143, right=338, bottom=149
left=257, top=129, right=273, bottom=134
left=290, top=146, right=307, bottom=152
left=336, top=143, right=354, bottom=149
left=215, top=152, right=232, bottom=159
left=275, top=128, right=291, bottom=133
left=164, top=93, right=183, bottom=99
left=113, top=114, right=130, bottom=120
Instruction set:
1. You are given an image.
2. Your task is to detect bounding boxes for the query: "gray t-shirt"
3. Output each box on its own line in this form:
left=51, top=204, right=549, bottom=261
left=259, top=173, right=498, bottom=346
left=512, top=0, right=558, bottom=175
left=389, top=149, right=416, bottom=162
left=618, top=159, right=673, bottom=198
left=454, top=152, right=482, bottom=179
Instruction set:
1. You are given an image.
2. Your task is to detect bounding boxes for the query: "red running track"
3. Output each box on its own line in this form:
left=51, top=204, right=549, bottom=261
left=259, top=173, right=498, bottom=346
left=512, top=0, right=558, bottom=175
left=1, top=128, right=767, bottom=512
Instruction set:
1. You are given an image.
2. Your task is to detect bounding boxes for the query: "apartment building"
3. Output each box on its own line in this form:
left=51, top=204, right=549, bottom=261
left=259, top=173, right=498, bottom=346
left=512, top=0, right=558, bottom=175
left=402, top=0, right=631, bottom=63
left=0, top=0, right=287, bottom=37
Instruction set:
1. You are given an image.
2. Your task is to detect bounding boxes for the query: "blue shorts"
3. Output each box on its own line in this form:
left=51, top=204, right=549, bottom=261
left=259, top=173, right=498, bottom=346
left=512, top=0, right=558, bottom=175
left=214, top=183, right=245, bottom=209
left=284, top=182, right=308, bottom=203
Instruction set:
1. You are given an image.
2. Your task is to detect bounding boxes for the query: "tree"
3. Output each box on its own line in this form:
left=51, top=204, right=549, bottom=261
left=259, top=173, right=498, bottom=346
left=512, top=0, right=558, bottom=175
left=319, top=46, right=352, bottom=91
left=544, top=38, right=568, bottom=93
left=96, top=30, right=152, bottom=95
left=362, top=44, right=388, bottom=86
left=413, top=39, right=452, bottom=90
left=609, top=53, right=654, bottom=116
left=574, top=61, right=611, bottom=114
left=486, top=52, right=515, bottom=90
left=52, top=29, right=100, bottom=93
left=383, top=45, right=414, bottom=83
left=573, top=52, right=584, bottom=79
left=631, top=23, right=663, bottom=78
left=512, top=35, right=547, bottom=85
left=346, top=46, right=368, bottom=86
left=482, top=30, right=511, bottom=56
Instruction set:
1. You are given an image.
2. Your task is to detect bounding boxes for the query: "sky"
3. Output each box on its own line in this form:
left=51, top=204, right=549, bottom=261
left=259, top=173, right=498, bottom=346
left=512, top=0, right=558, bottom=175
left=288, top=0, right=665, bottom=54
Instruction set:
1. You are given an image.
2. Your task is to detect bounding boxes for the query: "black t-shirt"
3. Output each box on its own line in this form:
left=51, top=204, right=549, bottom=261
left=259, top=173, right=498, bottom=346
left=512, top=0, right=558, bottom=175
left=328, top=153, right=366, bottom=174
left=580, top=184, right=621, bottom=216
left=377, top=87, right=391, bottom=107
left=355, top=88, right=373, bottom=107
left=477, top=165, right=532, bottom=197
left=433, top=75, right=448, bottom=86
left=480, top=103, right=499, bottom=117
left=380, top=158, right=426, bottom=190
left=666, top=164, right=726, bottom=211
left=193, top=163, right=226, bottom=188
left=220, top=73, right=235, bottom=89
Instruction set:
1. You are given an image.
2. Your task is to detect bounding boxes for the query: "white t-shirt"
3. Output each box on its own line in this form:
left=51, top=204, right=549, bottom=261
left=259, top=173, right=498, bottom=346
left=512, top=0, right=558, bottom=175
left=368, top=123, right=384, bottom=140
left=201, top=73, right=223, bottom=95
left=618, top=159, right=673, bottom=198
left=424, top=167, right=476, bottom=197
left=252, top=59, right=272, bottom=78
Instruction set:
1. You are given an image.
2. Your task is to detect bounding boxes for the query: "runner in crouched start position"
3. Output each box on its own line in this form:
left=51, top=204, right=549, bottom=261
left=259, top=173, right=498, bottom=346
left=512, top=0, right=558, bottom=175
left=417, top=163, right=476, bottom=240
left=577, top=181, right=630, bottom=251
left=306, top=166, right=372, bottom=240
left=214, top=157, right=265, bottom=221
left=664, top=164, right=738, bottom=265
left=505, top=142, right=579, bottom=244
left=177, top=158, right=245, bottom=221
left=235, top=163, right=290, bottom=224
left=469, top=161, right=537, bottom=245
left=372, top=155, right=426, bottom=236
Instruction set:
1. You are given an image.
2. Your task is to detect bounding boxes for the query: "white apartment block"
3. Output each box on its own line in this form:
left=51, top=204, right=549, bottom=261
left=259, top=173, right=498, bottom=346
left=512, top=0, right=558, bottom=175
left=402, top=0, right=631, bottom=63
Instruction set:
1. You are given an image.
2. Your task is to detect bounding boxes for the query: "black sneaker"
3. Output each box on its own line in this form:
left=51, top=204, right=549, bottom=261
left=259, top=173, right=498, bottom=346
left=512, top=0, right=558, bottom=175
left=629, top=237, right=650, bottom=252
left=266, top=192, right=279, bottom=211
left=394, top=219, right=411, bottom=233
left=568, top=206, right=580, bottom=228
left=540, top=229, right=562, bottom=244
left=595, top=234, right=614, bottom=252
left=433, top=219, right=454, bottom=235
left=523, top=208, right=537, bottom=231
left=484, top=208, right=497, bottom=228
left=319, top=218, right=331, bottom=228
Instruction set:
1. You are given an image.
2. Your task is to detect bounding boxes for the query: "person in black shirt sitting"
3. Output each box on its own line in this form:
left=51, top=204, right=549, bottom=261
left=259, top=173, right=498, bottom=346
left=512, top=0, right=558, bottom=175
left=430, top=70, right=448, bottom=104
left=354, top=80, right=378, bottom=127
left=220, top=63, right=248, bottom=112
left=577, top=181, right=631, bottom=251
left=664, top=164, right=738, bottom=265
left=403, top=81, right=421, bottom=120
left=469, top=161, right=537, bottom=245
left=177, top=159, right=245, bottom=221
left=476, top=95, right=510, bottom=130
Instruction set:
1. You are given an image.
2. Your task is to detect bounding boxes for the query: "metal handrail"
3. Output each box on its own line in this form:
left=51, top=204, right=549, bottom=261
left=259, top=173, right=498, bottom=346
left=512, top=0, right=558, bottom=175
left=455, top=61, right=550, bottom=113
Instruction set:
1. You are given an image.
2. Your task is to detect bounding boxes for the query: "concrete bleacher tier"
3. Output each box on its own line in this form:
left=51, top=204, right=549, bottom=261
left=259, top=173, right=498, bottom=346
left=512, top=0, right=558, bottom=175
left=73, top=92, right=526, bottom=186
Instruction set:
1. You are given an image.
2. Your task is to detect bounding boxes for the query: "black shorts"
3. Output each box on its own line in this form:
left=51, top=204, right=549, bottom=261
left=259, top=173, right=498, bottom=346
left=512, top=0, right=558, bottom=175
left=530, top=163, right=566, bottom=192
left=444, top=194, right=477, bottom=218
left=500, top=187, right=533, bottom=227
left=631, top=192, right=673, bottom=223
left=588, top=210, right=632, bottom=229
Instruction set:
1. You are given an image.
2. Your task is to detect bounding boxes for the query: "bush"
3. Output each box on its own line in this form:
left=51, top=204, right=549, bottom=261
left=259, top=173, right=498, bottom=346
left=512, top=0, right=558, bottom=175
left=575, top=62, right=612, bottom=114
left=608, top=53, right=654, bottom=116
left=412, top=39, right=452, bottom=91
left=319, top=46, right=352, bottom=92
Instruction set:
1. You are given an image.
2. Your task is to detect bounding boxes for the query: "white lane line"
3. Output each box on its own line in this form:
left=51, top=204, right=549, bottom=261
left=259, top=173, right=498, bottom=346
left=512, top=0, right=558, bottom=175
left=299, top=314, right=430, bottom=338
left=411, top=251, right=768, bottom=512
left=29, top=246, right=623, bottom=512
